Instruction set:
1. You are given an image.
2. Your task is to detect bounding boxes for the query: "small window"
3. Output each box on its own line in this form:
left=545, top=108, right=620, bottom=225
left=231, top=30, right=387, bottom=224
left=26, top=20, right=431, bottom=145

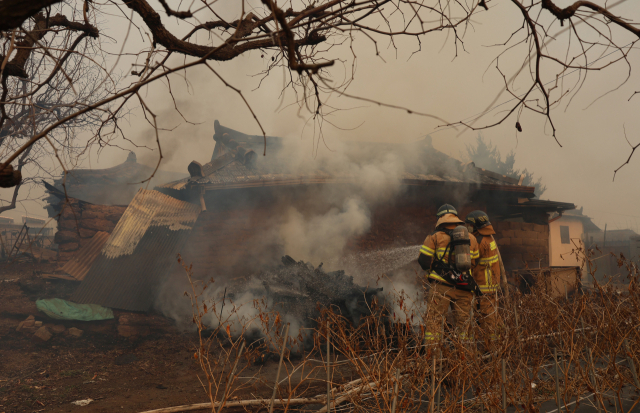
left=560, top=226, right=570, bottom=244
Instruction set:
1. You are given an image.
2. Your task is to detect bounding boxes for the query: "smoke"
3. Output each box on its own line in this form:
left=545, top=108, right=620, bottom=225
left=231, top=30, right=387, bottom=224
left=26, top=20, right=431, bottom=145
left=278, top=198, right=370, bottom=264
left=153, top=127, right=468, bottom=335
left=250, top=136, right=408, bottom=266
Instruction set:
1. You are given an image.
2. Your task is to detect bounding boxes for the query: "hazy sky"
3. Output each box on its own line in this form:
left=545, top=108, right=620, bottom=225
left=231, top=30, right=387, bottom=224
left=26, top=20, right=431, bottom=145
left=2, top=0, right=640, bottom=232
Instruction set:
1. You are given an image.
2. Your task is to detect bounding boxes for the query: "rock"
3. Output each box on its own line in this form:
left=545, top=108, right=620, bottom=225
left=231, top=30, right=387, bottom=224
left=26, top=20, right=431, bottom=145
left=54, top=230, right=80, bottom=244
left=16, top=321, right=25, bottom=332
left=59, top=242, right=80, bottom=252
left=34, top=321, right=42, bottom=327
left=81, top=210, right=106, bottom=220
left=33, top=327, right=52, bottom=342
left=79, top=228, right=97, bottom=238
left=68, top=327, right=83, bottom=338
left=80, top=218, right=116, bottom=232
left=50, top=325, right=66, bottom=334
left=23, top=315, right=35, bottom=328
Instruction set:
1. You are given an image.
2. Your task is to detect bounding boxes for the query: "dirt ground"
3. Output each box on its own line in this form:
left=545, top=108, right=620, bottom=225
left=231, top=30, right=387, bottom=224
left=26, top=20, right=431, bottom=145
left=0, top=262, right=338, bottom=413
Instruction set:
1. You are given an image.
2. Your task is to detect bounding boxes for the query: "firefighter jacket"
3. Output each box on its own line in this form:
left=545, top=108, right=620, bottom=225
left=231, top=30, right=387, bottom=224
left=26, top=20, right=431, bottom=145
left=420, top=224, right=480, bottom=286
left=472, top=225, right=501, bottom=293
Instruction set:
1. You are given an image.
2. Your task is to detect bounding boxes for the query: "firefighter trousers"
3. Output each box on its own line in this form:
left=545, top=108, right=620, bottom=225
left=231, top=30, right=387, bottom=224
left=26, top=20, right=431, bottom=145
left=475, top=292, right=499, bottom=341
left=424, top=281, right=473, bottom=342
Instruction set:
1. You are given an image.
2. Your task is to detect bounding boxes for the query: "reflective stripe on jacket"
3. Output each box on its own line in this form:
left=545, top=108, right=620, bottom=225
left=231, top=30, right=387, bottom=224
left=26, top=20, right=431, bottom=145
left=420, top=226, right=479, bottom=285
left=472, top=235, right=501, bottom=293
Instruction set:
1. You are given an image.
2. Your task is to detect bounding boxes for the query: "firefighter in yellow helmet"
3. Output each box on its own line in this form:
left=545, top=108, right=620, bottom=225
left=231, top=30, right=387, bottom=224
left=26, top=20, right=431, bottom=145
left=465, top=210, right=501, bottom=342
left=418, top=204, right=480, bottom=343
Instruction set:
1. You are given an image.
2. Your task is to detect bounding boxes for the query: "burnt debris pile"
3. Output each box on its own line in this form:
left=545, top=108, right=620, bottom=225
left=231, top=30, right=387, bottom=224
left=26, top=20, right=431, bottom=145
left=246, top=255, right=384, bottom=327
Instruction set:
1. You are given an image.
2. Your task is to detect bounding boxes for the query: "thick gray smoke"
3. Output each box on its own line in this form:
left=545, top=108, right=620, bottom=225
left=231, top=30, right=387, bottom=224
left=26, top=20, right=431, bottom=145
left=154, top=132, right=463, bottom=335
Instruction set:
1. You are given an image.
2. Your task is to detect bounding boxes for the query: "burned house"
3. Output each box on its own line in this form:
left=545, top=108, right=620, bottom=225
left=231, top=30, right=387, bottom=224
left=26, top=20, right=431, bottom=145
left=43, top=153, right=187, bottom=262
left=153, top=121, right=574, bottom=284
left=47, top=121, right=578, bottom=312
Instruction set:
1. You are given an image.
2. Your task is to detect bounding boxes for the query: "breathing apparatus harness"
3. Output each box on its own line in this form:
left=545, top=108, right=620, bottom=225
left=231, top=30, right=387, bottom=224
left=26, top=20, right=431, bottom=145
left=430, top=226, right=482, bottom=296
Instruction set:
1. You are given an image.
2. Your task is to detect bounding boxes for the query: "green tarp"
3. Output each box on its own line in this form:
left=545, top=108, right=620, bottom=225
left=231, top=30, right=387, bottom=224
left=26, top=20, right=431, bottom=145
left=36, top=298, right=114, bottom=321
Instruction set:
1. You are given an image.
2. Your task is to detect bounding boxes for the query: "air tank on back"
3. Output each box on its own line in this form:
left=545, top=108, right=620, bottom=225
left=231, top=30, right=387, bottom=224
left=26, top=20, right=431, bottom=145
left=451, top=225, right=471, bottom=272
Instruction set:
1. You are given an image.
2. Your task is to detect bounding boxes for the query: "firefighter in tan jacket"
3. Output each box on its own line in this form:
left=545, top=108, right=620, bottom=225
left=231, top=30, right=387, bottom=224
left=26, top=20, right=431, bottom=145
left=418, top=204, right=480, bottom=343
left=464, top=210, right=501, bottom=341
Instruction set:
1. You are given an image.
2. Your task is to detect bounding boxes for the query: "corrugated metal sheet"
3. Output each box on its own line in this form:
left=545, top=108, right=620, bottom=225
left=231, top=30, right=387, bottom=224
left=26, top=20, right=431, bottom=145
left=70, top=189, right=201, bottom=311
left=60, top=231, right=110, bottom=280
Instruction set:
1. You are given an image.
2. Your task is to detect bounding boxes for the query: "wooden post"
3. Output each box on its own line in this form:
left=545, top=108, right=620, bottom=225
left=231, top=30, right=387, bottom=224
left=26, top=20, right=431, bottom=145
left=268, top=323, right=290, bottom=413
left=216, top=340, right=245, bottom=413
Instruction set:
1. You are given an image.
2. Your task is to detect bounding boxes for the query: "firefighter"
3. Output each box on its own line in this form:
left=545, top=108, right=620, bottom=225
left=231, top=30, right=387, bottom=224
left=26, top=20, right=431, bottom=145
left=464, top=210, right=501, bottom=342
left=418, top=204, right=480, bottom=343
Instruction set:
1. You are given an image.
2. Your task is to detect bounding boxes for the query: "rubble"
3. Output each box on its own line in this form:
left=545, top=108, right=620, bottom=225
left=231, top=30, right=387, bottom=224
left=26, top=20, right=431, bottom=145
left=16, top=315, right=35, bottom=332
left=50, top=325, right=66, bottom=334
left=68, top=327, right=83, bottom=338
left=33, top=326, right=52, bottom=342
left=232, top=256, right=385, bottom=329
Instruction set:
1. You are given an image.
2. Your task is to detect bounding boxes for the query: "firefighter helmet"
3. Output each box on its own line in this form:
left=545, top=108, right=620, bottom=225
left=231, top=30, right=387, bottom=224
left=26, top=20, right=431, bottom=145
left=436, top=213, right=465, bottom=228
left=437, top=204, right=458, bottom=217
left=465, top=210, right=491, bottom=230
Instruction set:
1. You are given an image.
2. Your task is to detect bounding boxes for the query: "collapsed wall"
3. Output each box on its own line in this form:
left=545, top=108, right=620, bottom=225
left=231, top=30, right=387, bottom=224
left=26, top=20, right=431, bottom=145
left=53, top=199, right=125, bottom=262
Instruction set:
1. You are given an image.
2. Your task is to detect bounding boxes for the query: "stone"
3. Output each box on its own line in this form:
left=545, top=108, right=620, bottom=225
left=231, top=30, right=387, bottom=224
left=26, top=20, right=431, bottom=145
left=16, top=321, right=25, bottom=332
left=81, top=210, right=106, bottom=220
left=79, top=228, right=97, bottom=238
left=59, top=242, right=79, bottom=252
left=54, top=230, right=80, bottom=244
left=33, top=327, right=52, bottom=342
left=50, top=325, right=66, bottom=334
left=34, top=321, right=42, bottom=327
left=23, top=315, right=35, bottom=327
left=80, top=218, right=115, bottom=232
left=58, top=218, right=81, bottom=231
left=68, top=327, right=83, bottom=338
left=60, top=206, right=82, bottom=221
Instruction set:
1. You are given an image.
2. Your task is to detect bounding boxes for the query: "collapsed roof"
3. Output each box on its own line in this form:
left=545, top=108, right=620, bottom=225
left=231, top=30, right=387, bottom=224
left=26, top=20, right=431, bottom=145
left=71, top=189, right=201, bottom=311
left=44, top=152, right=187, bottom=207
